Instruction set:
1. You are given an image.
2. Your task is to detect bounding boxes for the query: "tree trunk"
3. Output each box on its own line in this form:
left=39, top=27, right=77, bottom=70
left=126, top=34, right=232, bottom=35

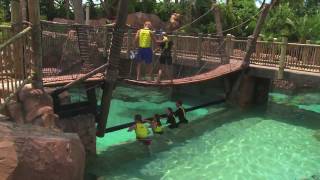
left=212, top=2, right=227, bottom=64
left=229, top=1, right=277, bottom=103
left=72, top=0, right=84, bottom=24
left=11, top=0, right=23, bottom=79
left=97, top=0, right=129, bottom=137
left=64, top=0, right=71, bottom=19
left=20, top=0, right=27, bottom=21
left=28, top=0, right=43, bottom=88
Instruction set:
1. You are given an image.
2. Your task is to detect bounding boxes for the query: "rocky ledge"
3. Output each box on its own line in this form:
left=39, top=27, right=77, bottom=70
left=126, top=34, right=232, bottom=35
left=0, top=121, right=85, bottom=180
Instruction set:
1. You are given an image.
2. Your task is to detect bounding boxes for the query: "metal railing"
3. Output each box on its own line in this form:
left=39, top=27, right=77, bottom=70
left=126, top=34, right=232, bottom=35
left=0, top=27, right=33, bottom=110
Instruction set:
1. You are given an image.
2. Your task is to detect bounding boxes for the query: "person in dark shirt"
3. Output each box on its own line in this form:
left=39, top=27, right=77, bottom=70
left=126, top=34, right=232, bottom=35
left=166, top=107, right=178, bottom=129
left=174, top=100, right=188, bottom=125
left=157, top=32, right=174, bottom=83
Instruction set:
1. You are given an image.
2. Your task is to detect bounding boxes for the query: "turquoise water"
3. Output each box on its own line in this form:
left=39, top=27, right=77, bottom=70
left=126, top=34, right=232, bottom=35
left=87, top=86, right=320, bottom=180
left=96, top=85, right=218, bottom=152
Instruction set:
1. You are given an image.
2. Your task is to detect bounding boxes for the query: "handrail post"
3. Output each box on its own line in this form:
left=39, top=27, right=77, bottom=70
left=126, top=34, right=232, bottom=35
left=28, top=0, right=43, bottom=88
left=277, top=36, right=288, bottom=79
left=230, top=35, right=235, bottom=56
left=302, top=40, right=311, bottom=67
left=225, top=34, right=232, bottom=63
left=85, top=5, right=90, bottom=25
left=246, top=35, right=253, bottom=63
left=255, top=34, right=262, bottom=61
left=197, top=33, right=203, bottom=62
left=271, top=38, right=277, bottom=63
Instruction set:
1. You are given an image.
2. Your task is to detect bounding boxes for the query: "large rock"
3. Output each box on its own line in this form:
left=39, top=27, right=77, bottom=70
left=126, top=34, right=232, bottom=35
left=13, top=84, right=58, bottom=129
left=0, top=121, right=85, bottom=180
left=53, top=12, right=183, bottom=32
left=56, top=114, right=96, bottom=156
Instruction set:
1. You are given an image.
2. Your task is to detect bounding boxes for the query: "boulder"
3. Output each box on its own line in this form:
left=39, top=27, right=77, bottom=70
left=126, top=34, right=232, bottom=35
left=53, top=12, right=183, bottom=32
left=57, top=114, right=96, bottom=156
left=17, top=84, right=58, bottom=129
left=0, top=121, right=85, bottom=180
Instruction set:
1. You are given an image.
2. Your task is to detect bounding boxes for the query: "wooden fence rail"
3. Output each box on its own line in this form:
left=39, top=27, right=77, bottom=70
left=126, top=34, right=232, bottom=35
left=0, top=27, right=33, bottom=110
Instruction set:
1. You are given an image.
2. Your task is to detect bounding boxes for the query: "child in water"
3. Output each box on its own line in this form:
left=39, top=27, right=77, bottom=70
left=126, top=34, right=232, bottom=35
left=166, top=108, right=178, bottom=129
left=150, top=114, right=164, bottom=134
left=175, top=100, right=188, bottom=125
left=128, top=114, right=152, bottom=146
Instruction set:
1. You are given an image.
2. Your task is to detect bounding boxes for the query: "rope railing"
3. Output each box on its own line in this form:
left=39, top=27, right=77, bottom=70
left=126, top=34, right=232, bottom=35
left=0, top=27, right=33, bottom=111
left=39, top=21, right=320, bottom=87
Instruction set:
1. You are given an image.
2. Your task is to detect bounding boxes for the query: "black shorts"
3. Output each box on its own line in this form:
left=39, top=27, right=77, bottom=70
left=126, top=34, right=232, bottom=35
left=159, top=54, right=172, bottom=65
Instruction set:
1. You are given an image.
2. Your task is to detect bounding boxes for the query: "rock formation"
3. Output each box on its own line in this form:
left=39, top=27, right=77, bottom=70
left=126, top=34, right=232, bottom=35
left=6, top=84, right=58, bottom=129
left=53, top=12, right=183, bottom=32
left=56, top=114, right=96, bottom=156
left=0, top=121, right=85, bottom=180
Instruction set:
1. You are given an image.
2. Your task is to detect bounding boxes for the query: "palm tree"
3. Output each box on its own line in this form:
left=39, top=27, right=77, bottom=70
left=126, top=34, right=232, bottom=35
left=212, top=1, right=226, bottom=63
left=97, top=0, right=129, bottom=137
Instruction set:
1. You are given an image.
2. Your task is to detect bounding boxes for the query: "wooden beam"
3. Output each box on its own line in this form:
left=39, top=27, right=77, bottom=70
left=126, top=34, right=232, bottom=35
left=97, top=0, right=129, bottom=137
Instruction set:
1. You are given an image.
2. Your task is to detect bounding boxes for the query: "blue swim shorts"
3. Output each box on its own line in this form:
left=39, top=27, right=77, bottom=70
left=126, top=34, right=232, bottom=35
left=135, top=48, right=153, bottom=64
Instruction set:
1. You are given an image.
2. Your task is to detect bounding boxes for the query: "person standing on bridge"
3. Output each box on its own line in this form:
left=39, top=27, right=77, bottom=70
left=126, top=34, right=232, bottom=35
left=135, top=21, right=157, bottom=81
left=157, top=32, right=174, bottom=83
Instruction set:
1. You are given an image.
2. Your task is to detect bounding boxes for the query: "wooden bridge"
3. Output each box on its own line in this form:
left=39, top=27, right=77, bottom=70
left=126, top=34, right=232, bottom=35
left=1, top=23, right=320, bottom=110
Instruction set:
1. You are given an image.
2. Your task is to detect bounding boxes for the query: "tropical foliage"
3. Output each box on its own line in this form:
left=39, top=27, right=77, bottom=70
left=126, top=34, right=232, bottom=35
left=0, top=0, right=319, bottom=42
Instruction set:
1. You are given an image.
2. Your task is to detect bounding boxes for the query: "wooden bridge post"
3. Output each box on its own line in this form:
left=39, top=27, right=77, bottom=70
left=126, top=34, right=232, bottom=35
left=246, top=35, right=254, bottom=63
left=271, top=38, right=277, bottom=65
left=197, top=33, right=203, bottom=62
left=225, top=34, right=233, bottom=62
left=277, top=36, right=288, bottom=79
left=302, top=40, right=311, bottom=69
left=28, top=0, right=43, bottom=88
left=255, top=34, right=263, bottom=60
left=85, top=4, right=90, bottom=25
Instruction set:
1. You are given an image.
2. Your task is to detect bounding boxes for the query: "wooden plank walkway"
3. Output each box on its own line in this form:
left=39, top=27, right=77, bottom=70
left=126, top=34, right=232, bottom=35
left=124, top=60, right=242, bottom=86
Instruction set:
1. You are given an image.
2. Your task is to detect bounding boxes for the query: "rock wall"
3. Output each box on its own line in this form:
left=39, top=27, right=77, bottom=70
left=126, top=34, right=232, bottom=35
left=0, top=121, right=85, bottom=180
left=56, top=114, right=96, bottom=156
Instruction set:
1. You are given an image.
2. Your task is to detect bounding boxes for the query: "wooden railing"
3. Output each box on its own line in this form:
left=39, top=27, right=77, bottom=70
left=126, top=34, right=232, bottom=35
left=40, top=23, right=320, bottom=75
left=0, top=25, right=13, bottom=44
left=0, top=27, right=33, bottom=110
left=228, top=37, right=320, bottom=73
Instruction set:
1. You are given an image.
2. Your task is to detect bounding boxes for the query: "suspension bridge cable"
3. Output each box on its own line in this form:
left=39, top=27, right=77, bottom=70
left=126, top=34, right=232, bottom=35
left=175, top=6, right=215, bottom=32
left=212, top=8, right=264, bottom=35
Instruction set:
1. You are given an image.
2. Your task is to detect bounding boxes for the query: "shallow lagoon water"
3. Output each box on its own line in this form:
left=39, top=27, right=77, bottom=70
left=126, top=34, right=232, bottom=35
left=88, top=86, right=320, bottom=180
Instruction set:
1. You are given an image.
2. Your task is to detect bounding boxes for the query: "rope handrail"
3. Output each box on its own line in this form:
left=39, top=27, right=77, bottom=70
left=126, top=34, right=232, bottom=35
left=0, top=26, right=32, bottom=51
left=0, top=25, right=11, bottom=29
left=175, top=6, right=215, bottom=32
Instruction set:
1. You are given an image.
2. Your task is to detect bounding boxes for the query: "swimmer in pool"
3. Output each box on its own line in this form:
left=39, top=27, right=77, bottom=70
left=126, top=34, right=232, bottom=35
left=174, top=100, right=188, bottom=125
left=166, top=108, right=178, bottom=129
left=128, top=114, right=152, bottom=146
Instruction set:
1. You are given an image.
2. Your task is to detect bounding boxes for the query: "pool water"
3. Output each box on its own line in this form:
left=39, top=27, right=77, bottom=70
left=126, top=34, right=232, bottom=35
left=87, top=86, right=320, bottom=180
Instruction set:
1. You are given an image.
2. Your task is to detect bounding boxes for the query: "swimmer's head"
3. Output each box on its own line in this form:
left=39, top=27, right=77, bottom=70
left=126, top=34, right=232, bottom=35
left=144, top=21, right=152, bottom=29
left=176, top=100, right=182, bottom=107
left=134, top=114, right=142, bottom=122
left=166, top=107, right=173, bottom=115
